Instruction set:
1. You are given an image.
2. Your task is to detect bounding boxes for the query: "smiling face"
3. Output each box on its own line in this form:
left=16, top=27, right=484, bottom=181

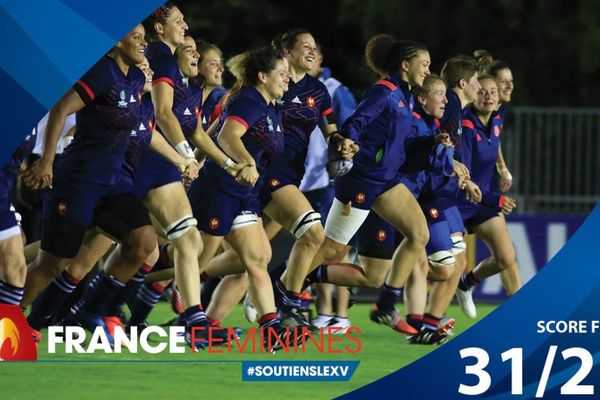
left=262, top=58, right=290, bottom=100
left=285, top=33, right=317, bottom=74
left=475, top=78, right=499, bottom=113
left=405, top=50, right=431, bottom=87
left=198, top=48, right=224, bottom=87
left=118, top=24, right=147, bottom=66
left=420, top=80, right=447, bottom=119
left=159, top=6, right=188, bottom=48
left=176, top=36, right=199, bottom=78
left=495, top=68, right=514, bottom=104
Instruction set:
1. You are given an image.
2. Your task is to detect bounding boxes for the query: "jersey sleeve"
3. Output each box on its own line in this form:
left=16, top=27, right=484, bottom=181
left=150, top=54, right=179, bottom=88
left=73, top=59, right=112, bottom=104
left=332, top=85, right=357, bottom=126
left=319, top=85, right=334, bottom=118
left=458, top=118, right=476, bottom=169
left=342, top=84, right=389, bottom=143
left=224, top=96, right=263, bottom=130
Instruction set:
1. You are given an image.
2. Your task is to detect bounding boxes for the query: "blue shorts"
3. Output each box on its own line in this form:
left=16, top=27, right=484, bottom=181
left=259, top=163, right=304, bottom=209
left=355, top=212, right=399, bottom=260
left=420, top=201, right=461, bottom=255
left=43, top=175, right=131, bottom=226
left=445, top=205, right=465, bottom=235
left=132, top=151, right=181, bottom=199
left=334, top=173, right=400, bottom=211
left=189, top=175, right=260, bottom=236
left=0, top=194, right=19, bottom=239
left=302, top=185, right=335, bottom=222
left=457, top=200, right=500, bottom=232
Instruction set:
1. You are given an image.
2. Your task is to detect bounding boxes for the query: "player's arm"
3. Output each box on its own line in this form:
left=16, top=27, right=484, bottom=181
left=496, top=144, right=512, bottom=192
left=151, top=81, right=193, bottom=158
left=22, top=90, right=85, bottom=190
left=217, top=118, right=257, bottom=186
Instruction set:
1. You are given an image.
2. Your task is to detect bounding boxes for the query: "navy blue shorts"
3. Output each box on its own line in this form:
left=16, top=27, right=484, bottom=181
left=355, top=212, right=400, bottom=260
left=132, top=151, right=181, bottom=199
left=458, top=201, right=500, bottom=232
left=259, top=164, right=304, bottom=209
left=190, top=175, right=260, bottom=237
left=334, top=173, right=400, bottom=211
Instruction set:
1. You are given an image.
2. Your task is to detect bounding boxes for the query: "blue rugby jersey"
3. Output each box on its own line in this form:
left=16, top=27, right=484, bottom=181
left=460, top=106, right=504, bottom=207
left=121, top=94, right=155, bottom=184
left=342, top=75, right=414, bottom=184
left=276, top=74, right=333, bottom=175
left=147, top=42, right=201, bottom=139
left=0, top=132, right=36, bottom=195
left=202, top=87, right=284, bottom=197
left=200, top=85, right=228, bottom=131
left=61, top=56, right=145, bottom=185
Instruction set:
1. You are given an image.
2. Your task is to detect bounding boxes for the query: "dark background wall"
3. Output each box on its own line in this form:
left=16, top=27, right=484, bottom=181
left=177, top=0, right=600, bottom=107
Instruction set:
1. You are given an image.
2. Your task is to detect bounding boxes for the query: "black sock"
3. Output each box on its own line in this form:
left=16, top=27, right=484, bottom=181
left=106, top=263, right=153, bottom=316
left=128, top=283, right=165, bottom=327
left=81, top=273, right=125, bottom=316
left=422, top=313, right=441, bottom=330
left=27, top=271, right=80, bottom=330
left=376, top=283, right=403, bottom=311
left=458, top=272, right=480, bottom=291
left=304, top=264, right=329, bottom=288
left=406, top=314, right=424, bottom=331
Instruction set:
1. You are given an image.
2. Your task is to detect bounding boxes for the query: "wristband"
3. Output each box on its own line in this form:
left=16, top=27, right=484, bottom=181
left=175, top=140, right=195, bottom=159
left=220, top=158, right=235, bottom=170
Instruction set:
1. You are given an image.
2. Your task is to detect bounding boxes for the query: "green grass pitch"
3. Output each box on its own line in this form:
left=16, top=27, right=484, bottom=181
left=0, top=302, right=496, bottom=399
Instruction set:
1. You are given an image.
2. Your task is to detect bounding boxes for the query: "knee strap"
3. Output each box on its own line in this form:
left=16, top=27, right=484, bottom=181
left=451, top=236, right=467, bottom=255
left=165, top=215, right=197, bottom=240
left=290, top=210, right=321, bottom=239
left=428, top=250, right=455, bottom=268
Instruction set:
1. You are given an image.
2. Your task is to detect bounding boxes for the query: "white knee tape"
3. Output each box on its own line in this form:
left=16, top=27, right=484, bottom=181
left=290, top=210, right=321, bottom=239
left=231, top=211, right=258, bottom=231
left=451, top=237, right=467, bottom=255
left=165, top=215, right=197, bottom=240
left=428, top=250, right=455, bottom=268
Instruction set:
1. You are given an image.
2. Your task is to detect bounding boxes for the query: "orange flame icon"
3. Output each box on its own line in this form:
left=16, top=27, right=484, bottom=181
left=0, top=318, right=20, bottom=360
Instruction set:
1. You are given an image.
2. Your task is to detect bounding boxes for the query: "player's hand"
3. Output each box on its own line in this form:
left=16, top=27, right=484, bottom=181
left=224, top=161, right=250, bottom=178
left=331, top=133, right=359, bottom=160
left=498, top=167, right=513, bottom=192
left=21, top=158, right=53, bottom=190
left=463, top=180, right=482, bottom=203
left=453, top=160, right=470, bottom=181
left=501, top=196, right=517, bottom=214
left=235, top=164, right=259, bottom=187
left=180, top=159, right=200, bottom=188
left=434, top=132, right=453, bottom=147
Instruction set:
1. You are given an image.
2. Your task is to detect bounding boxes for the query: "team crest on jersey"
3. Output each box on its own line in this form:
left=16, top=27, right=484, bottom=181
left=208, top=218, right=220, bottom=230
left=494, top=125, right=501, bottom=137
left=376, top=229, right=387, bottom=242
left=355, top=192, right=366, bottom=204
left=398, top=100, right=405, bottom=108
left=269, top=178, right=280, bottom=188
left=148, top=121, right=154, bottom=131
left=476, top=133, right=482, bottom=142
left=56, top=201, right=69, bottom=216
left=429, top=208, right=439, bottom=219
left=307, top=96, right=316, bottom=108
left=117, top=90, right=128, bottom=108
left=195, top=107, right=201, bottom=119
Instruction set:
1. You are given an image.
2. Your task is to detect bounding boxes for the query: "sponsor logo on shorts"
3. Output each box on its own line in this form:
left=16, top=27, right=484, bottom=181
left=355, top=192, right=366, bottom=204
left=376, top=229, right=387, bottom=242
left=208, top=218, right=220, bottom=230
left=0, top=305, right=37, bottom=361
left=56, top=201, right=68, bottom=216
left=307, top=96, right=316, bottom=108
left=429, top=208, right=439, bottom=219
left=269, top=178, right=280, bottom=188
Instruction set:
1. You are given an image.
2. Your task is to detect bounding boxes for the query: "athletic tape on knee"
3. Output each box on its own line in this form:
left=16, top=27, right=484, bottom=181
left=290, top=210, right=321, bottom=239
left=428, top=250, right=455, bottom=268
left=451, top=237, right=467, bottom=255
left=165, top=215, right=197, bottom=240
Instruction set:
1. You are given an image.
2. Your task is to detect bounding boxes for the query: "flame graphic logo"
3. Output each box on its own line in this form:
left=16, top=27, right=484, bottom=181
left=0, top=318, right=20, bottom=360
